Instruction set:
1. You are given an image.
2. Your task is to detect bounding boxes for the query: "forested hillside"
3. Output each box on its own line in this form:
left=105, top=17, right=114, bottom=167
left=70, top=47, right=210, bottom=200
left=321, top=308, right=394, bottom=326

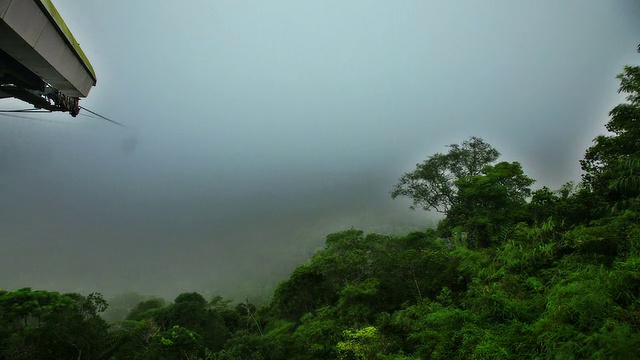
left=2, top=53, right=640, bottom=359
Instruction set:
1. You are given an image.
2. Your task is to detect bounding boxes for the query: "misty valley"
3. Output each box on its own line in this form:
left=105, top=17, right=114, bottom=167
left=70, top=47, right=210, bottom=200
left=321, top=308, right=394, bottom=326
left=2, top=54, right=640, bottom=359
left=1, top=0, right=640, bottom=357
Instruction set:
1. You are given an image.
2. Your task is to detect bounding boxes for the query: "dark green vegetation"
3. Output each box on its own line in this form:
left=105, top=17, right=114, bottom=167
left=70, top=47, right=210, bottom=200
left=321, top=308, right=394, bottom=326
left=3, top=54, right=640, bottom=359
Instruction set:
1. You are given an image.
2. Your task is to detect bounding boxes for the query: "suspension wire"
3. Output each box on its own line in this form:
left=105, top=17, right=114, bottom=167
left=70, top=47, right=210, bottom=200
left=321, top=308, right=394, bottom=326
left=79, top=106, right=126, bottom=127
left=77, top=112, right=103, bottom=120
left=0, top=111, right=74, bottom=124
left=0, top=109, right=52, bottom=113
left=0, top=104, right=125, bottom=127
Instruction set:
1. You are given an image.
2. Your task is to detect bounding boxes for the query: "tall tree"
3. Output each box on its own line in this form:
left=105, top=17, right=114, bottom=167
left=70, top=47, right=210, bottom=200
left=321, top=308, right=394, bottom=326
left=0, top=289, right=109, bottom=359
left=391, top=137, right=500, bottom=214
left=446, top=161, right=535, bottom=246
left=581, top=47, right=640, bottom=209
left=155, top=292, right=229, bottom=352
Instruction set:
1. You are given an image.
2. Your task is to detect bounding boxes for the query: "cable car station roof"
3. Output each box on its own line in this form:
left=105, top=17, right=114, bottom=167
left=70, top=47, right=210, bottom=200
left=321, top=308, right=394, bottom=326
left=0, top=0, right=96, bottom=98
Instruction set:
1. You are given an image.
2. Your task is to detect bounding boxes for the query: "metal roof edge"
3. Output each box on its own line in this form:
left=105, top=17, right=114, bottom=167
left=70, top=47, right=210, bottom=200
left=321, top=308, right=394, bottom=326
left=35, top=0, right=97, bottom=85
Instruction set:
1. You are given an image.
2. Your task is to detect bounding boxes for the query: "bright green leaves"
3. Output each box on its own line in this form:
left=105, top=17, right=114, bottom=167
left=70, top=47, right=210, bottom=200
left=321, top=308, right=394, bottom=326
left=392, top=300, right=479, bottom=359
left=336, top=326, right=386, bottom=360
left=530, top=262, right=640, bottom=359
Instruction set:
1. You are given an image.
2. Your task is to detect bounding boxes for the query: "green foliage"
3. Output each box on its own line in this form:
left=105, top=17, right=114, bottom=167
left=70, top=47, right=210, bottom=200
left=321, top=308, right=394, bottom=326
left=336, top=326, right=388, bottom=360
left=337, top=278, right=380, bottom=325
left=608, top=159, right=640, bottom=212
left=154, top=292, right=229, bottom=352
left=392, top=299, right=482, bottom=359
left=271, top=262, right=339, bottom=321
left=530, top=261, right=640, bottom=359
left=527, top=182, right=596, bottom=227
left=126, top=297, right=166, bottom=321
left=213, top=319, right=296, bottom=360
left=105, top=319, right=160, bottom=359
left=582, top=48, right=640, bottom=213
left=446, top=161, right=534, bottom=246
left=391, top=136, right=500, bottom=213
left=0, top=288, right=109, bottom=359
left=146, top=325, right=204, bottom=360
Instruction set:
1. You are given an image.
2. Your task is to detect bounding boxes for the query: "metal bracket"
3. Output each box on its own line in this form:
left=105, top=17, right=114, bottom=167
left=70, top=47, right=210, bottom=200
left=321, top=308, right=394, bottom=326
left=0, top=84, right=80, bottom=116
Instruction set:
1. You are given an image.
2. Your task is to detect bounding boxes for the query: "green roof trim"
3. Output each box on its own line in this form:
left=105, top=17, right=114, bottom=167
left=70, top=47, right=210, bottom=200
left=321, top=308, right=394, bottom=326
left=36, top=0, right=96, bottom=84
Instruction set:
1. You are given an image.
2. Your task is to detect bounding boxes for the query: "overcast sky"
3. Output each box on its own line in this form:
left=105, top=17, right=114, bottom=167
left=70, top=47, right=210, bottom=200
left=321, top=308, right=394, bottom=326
left=0, top=1, right=638, bottom=300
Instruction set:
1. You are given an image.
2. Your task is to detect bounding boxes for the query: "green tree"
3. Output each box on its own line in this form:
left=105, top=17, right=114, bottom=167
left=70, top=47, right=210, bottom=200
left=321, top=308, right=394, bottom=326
left=146, top=325, right=204, bottom=360
left=581, top=47, right=640, bottom=211
left=526, top=182, right=596, bottom=227
left=271, top=262, right=339, bottom=321
left=391, top=137, right=500, bottom=214
left=336, top=326, right=388, bottom=360
left=217, top=320, right=296, bottom=360
left=444, top=161, right=534, bottom=247
left=105, top=319, right=160, bottom=359
left=293, top=307, right=344, bottom=360
left=155, top=292, right=228, bottom=352
left=0, top=288, right=109, bottom=359
left=126, top=297, right=166, bottom=322
left=608, top=159, right=640, bottom=211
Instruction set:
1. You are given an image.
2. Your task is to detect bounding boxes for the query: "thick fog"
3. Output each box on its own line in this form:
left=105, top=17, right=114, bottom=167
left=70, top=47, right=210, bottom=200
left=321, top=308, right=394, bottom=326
left=0, top=1, right=638, bottom=300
